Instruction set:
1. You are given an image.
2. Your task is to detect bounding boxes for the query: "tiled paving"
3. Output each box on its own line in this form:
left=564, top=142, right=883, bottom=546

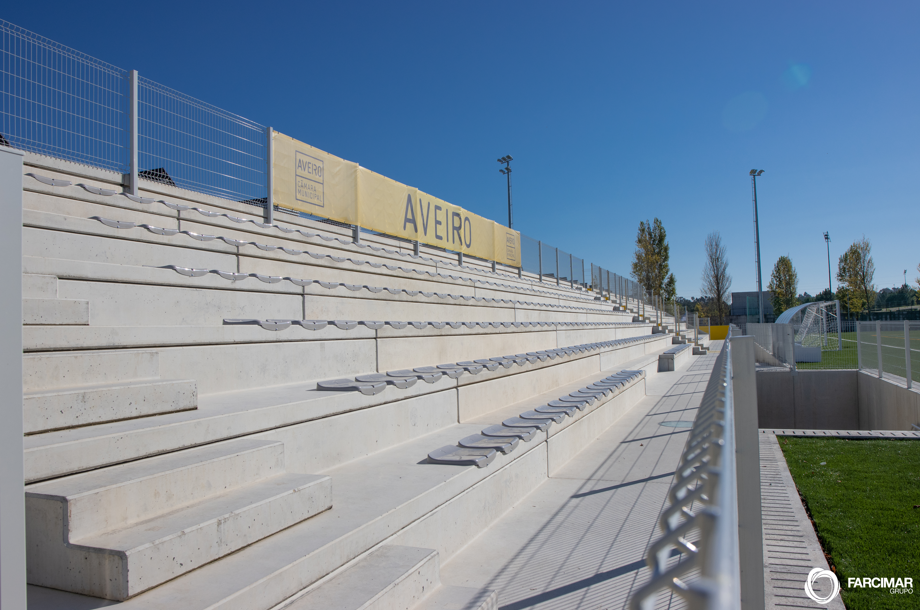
left=762, top=428, right=920, bottom=439
left=439, top=346, right=724, bottom=609
left=760, top=433, right=845, bottom=609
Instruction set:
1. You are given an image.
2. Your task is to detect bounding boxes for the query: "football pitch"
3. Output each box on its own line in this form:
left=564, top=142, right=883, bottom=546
left=795, top=329, right=920, bottom=383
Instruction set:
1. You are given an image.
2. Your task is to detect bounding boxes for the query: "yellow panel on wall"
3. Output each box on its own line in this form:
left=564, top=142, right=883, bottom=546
left=272, top=132, right=359, bottom=225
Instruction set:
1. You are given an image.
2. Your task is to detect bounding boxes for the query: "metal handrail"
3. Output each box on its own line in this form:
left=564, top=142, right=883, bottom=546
left=629, top=328, right=741, bottom=610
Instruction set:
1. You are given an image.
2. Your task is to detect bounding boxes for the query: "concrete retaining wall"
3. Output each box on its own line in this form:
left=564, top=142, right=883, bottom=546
left=756, top=369, right=920, bottom=431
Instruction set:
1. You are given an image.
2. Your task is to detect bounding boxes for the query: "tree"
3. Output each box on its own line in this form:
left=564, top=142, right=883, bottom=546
left=836, top=237, right=876, bottom=317
left=630, top=218, right=672, bottom=299
left=663, top=273, right=677, bottom=301
left=916, top=263, right=920, bottom=292
left=768, top=255, right=798, bottom=316
left=701, top=232, right=731, bottom=325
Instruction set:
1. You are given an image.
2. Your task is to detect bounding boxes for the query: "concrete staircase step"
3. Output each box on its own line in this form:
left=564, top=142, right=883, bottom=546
left=29, top=471, right=331, bottom=600
left=23, top=273, right=58, bottom=298
left=24, top=349, right=161, bottom=392
left=285, top=546, right=438, bottom=610
left=414, top=585, right=497, bottom=610
left=24, top=378, right=197, bottom=434
left=26, top=439, right=290, bottom=540
left=23, top=297, right=90, bottom=325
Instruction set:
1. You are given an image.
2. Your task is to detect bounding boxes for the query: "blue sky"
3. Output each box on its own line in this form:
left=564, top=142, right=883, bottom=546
left=6, top=1, right=918, bottom=297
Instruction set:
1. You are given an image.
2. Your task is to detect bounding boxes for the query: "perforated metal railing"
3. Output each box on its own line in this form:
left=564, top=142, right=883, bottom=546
left=137, top=76, right=267, bottom=203
left=629, top=330, right=742, bottom=610
left=0, top=19, right=128, bottom=172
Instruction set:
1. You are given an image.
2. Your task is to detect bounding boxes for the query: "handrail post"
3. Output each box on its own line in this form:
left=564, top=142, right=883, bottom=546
left=730, top=335, right=765, bottom=610
left=905, top=321, right=912, bottom=390
left=856, top=321, right=863, bottom=369
left=877, top=321, right=883, bottom=378
left=265, top=126, right=274, bottom=225
left=128, top=70, right=138, bottom=196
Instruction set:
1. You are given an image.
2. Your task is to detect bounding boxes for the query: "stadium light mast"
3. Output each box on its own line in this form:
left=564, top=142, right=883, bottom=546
left=750, top=169, right=765, bottom=323
left=824, top=232, right=832, bottom=296
left=498, top=156, right=513, bottom=229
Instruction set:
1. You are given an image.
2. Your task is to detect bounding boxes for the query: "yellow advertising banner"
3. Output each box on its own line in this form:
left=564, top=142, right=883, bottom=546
left=493, top=222, right=522, bottom=267
left=272, top=132, right=359, bottom=225
left=272, top=131, right=521, bottom=267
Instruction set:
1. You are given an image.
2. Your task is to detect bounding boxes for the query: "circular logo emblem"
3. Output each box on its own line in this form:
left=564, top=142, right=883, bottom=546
left=805, top=567, right=840, bottom=604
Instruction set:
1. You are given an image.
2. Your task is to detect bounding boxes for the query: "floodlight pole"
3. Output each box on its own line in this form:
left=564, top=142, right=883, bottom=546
left=751, top=170, right=765, bottom=323
left=498, top=156, right=513, bottom=229
left=824, top=232, right=832, bottom=296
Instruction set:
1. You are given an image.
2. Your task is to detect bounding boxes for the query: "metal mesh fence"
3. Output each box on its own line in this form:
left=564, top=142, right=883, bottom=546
left=0, top=19, right=128, bottom=172
left=3, top=17, right=653, bottom=288
left=520, top=234, right=540, bottom=276
left=857, top=320, right=917, bottom=388
left=137, top=77, right=267, bottom=202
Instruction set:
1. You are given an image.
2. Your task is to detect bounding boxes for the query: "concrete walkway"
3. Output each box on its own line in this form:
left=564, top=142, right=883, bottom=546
left=439, top=347, right=723, bottom=609
left=759, top=433, right=845, bottom=609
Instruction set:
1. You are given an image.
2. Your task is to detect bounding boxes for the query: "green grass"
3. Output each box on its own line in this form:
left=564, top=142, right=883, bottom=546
left=780, top=437, right=920, bottom=609
left=795, top=330, right=920, bottom=382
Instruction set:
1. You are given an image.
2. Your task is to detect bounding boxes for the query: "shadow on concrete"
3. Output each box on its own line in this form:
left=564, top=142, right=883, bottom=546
left=570, top=472, right=676, bottom=498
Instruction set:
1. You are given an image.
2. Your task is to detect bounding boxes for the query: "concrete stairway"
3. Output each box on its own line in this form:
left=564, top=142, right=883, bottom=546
left=23, top=273, right=89, bottom=325
left=23, top=350, right=196, bottom=435
left=279, top=546, right=495, bottom=610
left=18, top=154, right=684, bottom=609
left=26, top=438, right=331, bottom=600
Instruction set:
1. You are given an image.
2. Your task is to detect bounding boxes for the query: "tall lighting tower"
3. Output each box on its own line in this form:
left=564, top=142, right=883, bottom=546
left=824, top=232, right=832, bottom=296
left=750, top=169, right=765, bottom=323
left=498, top=156, right=513, bottom=229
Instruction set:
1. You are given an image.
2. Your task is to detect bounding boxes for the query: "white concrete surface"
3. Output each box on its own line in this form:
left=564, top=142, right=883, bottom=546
left=436, top=350, right=721, bottom=610
left=18, top=156, right=697, bottom=609
left=22, top=297, right=89, bottom=325
left=282, top=546, right=439, bottom=610
left=27, top=438, right=331, bottom=600
left=24, top=378, right=197, bottom=434
left=1, top=144, right=26, bottom=610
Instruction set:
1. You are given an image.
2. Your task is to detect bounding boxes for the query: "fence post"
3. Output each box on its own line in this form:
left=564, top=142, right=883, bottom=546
left=876, top=321, right=883, bottom=378
left=905, top=321, right=912, bottom=390
left=128, top=70, right=138, bottom=197
left=414, top=241, right=420, bottom=257
left=555, top=249, right=560, bottom=286
left=569, top=256, right=573, bottom=289
left=352, top=225, right=361, bottom=244
left=491, top=260, right=496, bottom=273
left=265, top=126, right=274, bottom=225
left=836, top=300, right=843, bottom=351
left=537, top=241, right=543, bottom=282
left=856, top=321, right=863, bottom=369
left=581, top=259, right=585, bottom=290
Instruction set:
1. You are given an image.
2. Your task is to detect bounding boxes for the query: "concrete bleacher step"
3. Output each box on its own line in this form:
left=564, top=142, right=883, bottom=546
left=24, top=378, right=197, bottom=434
left=23, top=273, right=58, bottom=298
left=415, top=586, right=497, bottom=610
left=22, top=297, right=90, bottom=325
left=24, top=349, right=198, bottom=435
left=281, top=545, right=496, bottom=610
left=23, top=271, right=89, bottom=325
left=26, top=438, right=332, bottom=600
left=283, top=545, right=439, bottom=610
